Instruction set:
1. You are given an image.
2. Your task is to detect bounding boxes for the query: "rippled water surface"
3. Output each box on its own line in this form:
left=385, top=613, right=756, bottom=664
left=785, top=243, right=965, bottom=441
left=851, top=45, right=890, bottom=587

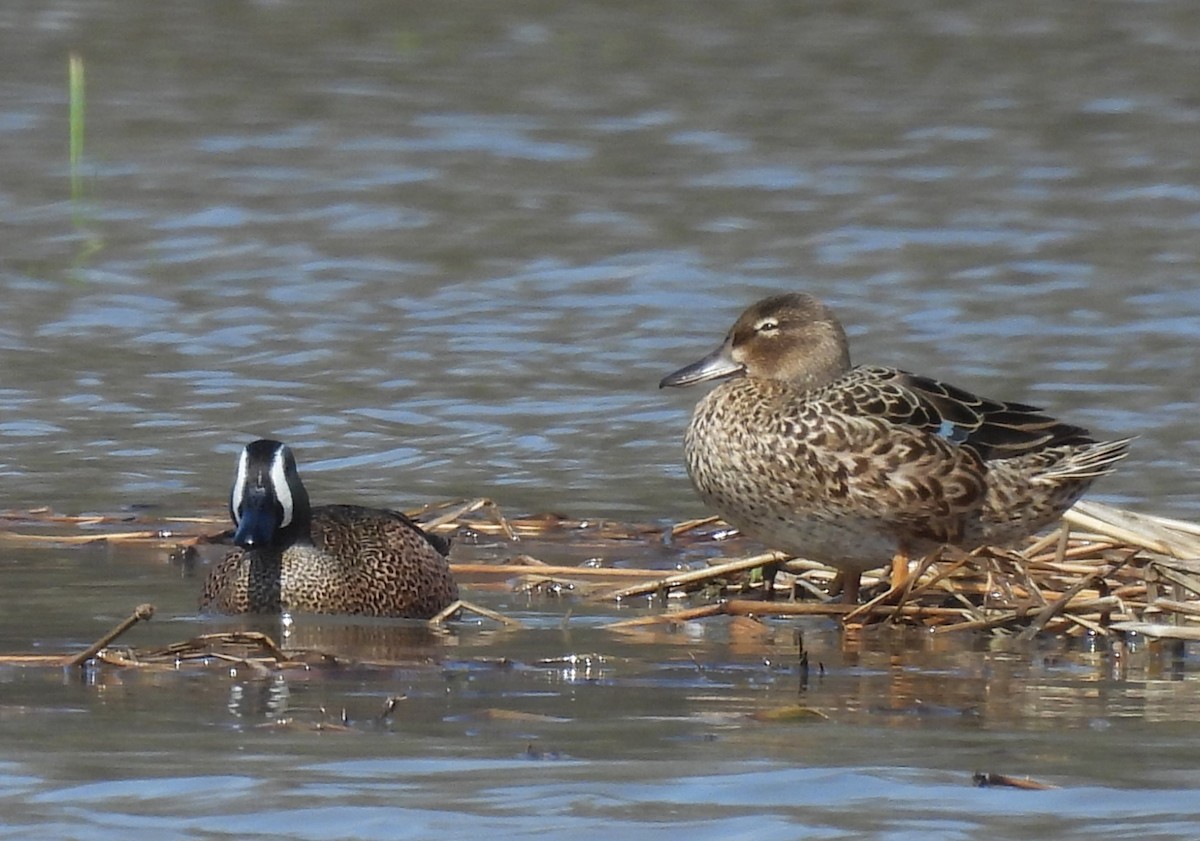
left=3, top=1, right=1200, bottom=838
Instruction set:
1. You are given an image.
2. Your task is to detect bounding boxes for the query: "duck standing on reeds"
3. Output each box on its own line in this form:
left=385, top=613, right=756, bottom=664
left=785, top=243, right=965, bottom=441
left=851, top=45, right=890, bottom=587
left=200, top=439, right=458, bottom=618
left=660, top=293, right=1131, bottom=603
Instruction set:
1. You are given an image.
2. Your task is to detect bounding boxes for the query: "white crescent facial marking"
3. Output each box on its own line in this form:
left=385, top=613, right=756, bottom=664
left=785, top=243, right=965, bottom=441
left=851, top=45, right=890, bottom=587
left=271, top=445, right=294, bottom=529
left=231, top=448, right=250, bottom=525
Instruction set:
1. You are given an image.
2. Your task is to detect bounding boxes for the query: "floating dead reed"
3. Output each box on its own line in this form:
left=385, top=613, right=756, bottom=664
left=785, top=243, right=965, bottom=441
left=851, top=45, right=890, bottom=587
left=1, top=498, right=1198, bottom=653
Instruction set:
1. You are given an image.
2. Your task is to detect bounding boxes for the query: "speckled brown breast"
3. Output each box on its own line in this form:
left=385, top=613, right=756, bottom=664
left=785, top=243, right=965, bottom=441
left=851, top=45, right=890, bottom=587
left=199, top=506, right=457, bottom=619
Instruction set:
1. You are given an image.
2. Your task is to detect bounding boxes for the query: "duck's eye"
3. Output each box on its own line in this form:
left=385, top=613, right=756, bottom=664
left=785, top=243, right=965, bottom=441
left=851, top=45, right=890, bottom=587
left=757, top=319, right=780, bottom=333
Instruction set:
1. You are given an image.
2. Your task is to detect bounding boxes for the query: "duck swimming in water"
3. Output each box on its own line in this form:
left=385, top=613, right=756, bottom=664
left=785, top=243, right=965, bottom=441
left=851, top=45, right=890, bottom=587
left=199, top=439, right=458, bottom=618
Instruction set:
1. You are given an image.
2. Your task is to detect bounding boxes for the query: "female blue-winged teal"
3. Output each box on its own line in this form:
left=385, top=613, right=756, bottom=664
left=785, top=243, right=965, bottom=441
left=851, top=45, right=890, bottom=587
left=199, top=439, right=458, bottom=618
left=660, top=293, right=1131, bottom=603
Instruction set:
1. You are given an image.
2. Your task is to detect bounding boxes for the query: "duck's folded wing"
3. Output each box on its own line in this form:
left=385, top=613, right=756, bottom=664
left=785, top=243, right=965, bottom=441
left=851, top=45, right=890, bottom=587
left=824, top=366, right=1095, bottom=461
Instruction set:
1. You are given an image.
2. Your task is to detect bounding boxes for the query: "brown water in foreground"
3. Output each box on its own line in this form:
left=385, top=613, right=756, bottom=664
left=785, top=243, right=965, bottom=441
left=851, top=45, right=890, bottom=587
left=2, top=510, right=1199, bottom=839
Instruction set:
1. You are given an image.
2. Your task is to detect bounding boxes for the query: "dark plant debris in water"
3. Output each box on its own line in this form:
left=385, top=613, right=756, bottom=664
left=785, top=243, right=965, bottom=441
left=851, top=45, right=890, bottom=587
left=2, top=499, right=1200, bottom=656
left=0, top=498, right=1196, bottom=798
left=973, top=771, right=1059, bottom=790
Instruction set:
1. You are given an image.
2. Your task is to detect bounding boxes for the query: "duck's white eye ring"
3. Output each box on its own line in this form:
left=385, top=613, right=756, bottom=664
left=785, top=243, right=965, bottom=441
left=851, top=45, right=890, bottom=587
left=757, top=319, right=780, bottom=332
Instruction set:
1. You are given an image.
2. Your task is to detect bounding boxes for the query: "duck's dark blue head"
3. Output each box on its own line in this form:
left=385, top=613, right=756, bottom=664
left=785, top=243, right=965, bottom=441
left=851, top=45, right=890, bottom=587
left=229, top=439, right=312, bottom=550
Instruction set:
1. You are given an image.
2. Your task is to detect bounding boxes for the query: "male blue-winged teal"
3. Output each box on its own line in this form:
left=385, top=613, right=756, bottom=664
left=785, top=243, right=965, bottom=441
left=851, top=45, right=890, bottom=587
left=660, top=293, right=1131, bottom=603
left=199, top=439, right=458, bottom=618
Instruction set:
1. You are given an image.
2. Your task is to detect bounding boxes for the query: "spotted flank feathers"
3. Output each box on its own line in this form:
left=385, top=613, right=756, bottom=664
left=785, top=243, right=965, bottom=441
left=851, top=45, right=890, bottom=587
left=660, top=292, right=1131, bottom=601
left=199, top=439, right=458, bottom=618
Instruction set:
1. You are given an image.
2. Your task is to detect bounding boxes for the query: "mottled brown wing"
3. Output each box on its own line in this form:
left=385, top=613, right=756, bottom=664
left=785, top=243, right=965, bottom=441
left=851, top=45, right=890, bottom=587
left=823, top=366, right=1095, bottom=461
left=312, top=505, right=451, bottom=558
left=309, top=504, right=458, bottom=618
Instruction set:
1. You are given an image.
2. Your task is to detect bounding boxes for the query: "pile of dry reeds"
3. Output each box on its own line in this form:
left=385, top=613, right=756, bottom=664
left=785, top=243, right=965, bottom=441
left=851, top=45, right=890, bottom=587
left=423, top=498, right=1200, bottom=640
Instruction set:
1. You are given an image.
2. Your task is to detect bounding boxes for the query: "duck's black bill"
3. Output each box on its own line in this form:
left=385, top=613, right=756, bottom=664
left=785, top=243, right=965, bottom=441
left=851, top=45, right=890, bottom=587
left=232, top=490, right=280, bottom=549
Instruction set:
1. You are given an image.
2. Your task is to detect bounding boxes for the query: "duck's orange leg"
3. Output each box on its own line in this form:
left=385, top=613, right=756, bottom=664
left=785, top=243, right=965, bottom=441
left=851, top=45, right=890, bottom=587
left=890, top=542, right=911, bottom=592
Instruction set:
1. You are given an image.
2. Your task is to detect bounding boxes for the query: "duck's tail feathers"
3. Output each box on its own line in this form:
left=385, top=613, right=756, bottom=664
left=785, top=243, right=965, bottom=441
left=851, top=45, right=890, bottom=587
left=1042, top=436, right=1134, bottom=481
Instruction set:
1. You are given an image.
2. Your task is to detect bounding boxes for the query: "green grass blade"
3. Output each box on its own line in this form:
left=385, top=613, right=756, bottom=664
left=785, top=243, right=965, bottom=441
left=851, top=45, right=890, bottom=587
left=69, top=52, right=85, bottom=203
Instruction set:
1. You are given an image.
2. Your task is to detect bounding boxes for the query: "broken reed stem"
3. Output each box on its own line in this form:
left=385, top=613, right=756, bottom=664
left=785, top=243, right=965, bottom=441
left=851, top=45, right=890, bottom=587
left=1109, top=621, right=1200, bottom=641
left=64, top=603, right=155, bottom=667
left=416, top=497, right=517, bottom=541
left=235, top=631, right=289, bottom=662
left=1016, top=568, right=1113, bottom=642
left=670, top=515, right=721, bottom=537
left=1153, top=598, right=1200, bottom=618
left=1063, top=612, right=1108, bottom=637
left=429, top=598, right=524, bottom=628
left=721, top=599, right=968, bottom=618
left=934, top=596, right=1123, bottom=635
left=146, top=631, right=292, bottom=663
left=1021, top=527, right=1064, bottom=560
left=450, top=562, right=667, bottom=579
left=1016, top=552, right=1136, bottom=642
left=0, top=531, right=183, bottom=545
left=1153, top=564, right=1200, bottom=597
left=608, top=603, right=730, bottom=627
left=604, top=551, right=791, bottom=600
left=606, top=599, right=971, bottom=629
